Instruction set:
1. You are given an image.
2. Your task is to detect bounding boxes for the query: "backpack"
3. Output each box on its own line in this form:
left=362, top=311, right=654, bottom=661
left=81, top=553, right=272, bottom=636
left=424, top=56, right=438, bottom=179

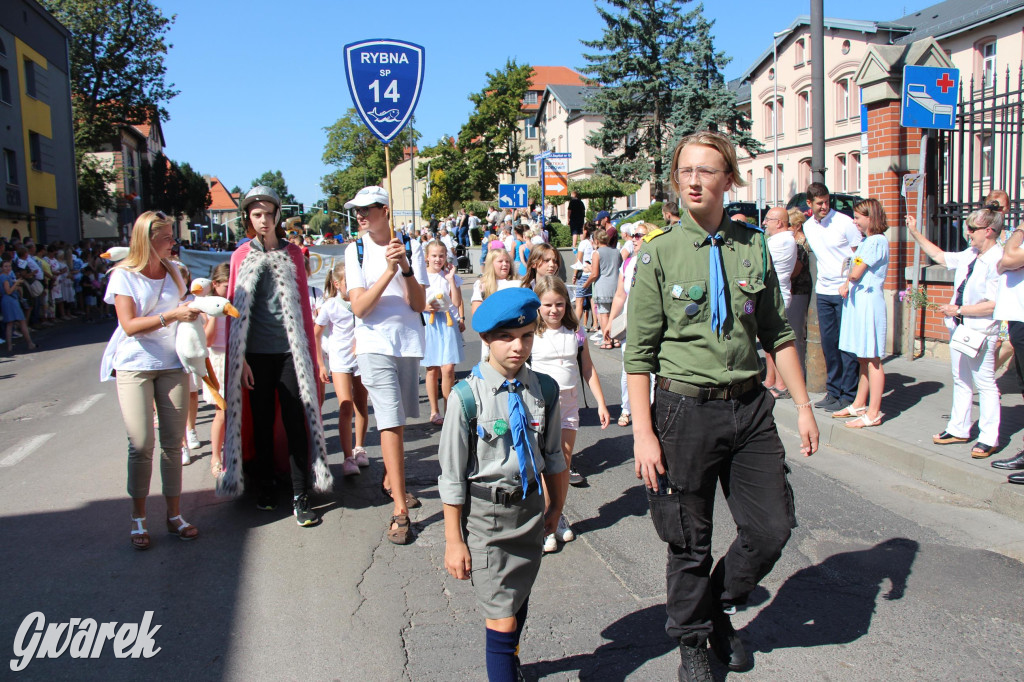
left=355, top=232, right=412, bottom=267
left=451, top=368, right=559, bottom=462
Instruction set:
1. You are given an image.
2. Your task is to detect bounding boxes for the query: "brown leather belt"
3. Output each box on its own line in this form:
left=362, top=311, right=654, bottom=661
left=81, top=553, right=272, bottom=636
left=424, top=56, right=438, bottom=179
left=655, top=375, right=760, bottom=401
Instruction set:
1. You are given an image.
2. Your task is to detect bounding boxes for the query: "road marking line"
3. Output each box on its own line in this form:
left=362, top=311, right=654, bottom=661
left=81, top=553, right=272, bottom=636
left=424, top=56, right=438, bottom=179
left=0, top=434, right=55, bottom=468
left=64, top=393, right=105, bottom=416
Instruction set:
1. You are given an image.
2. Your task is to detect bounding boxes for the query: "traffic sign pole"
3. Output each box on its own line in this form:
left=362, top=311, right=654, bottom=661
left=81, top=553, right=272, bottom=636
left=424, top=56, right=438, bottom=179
left=906, top=133, right=927, bottom=360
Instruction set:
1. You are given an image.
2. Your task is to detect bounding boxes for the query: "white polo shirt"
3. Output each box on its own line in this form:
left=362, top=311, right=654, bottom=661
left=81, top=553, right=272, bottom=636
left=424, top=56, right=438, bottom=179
left=344, top=236, right=429, bottom=357
left=944, top=245, right=1002, bottom=335
left=802, top=209, right=863, bottom=295
left=767, top=230, right=798, bottom=307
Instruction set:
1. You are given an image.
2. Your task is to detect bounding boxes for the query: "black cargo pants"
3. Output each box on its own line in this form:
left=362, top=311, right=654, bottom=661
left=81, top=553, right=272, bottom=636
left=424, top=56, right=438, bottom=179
left=647, top=385, right=797, bottom=643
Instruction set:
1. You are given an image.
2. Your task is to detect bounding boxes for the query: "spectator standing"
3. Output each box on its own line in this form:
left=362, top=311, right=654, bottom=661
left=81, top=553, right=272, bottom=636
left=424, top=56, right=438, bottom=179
left=788, top=209, right=812, bottom=371
left=993, top=195, right=1024, bottom=481
left=835, top=199, right=890, bottom=428
left=567, top=191, right=586, bottom=252
left=2, top=259, right=35, bottom=353
left=761, top=207, right=799, bottom=398
left=590, top=229, right=623, bottom=349
left=907, top=208, right=1003, bottom=458
left=801, top=183, right=863, bottom=411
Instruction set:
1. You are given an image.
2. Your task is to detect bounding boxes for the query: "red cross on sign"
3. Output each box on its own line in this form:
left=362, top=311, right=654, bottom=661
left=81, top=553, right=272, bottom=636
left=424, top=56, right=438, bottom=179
left=936, top=72, right=955, bottom=93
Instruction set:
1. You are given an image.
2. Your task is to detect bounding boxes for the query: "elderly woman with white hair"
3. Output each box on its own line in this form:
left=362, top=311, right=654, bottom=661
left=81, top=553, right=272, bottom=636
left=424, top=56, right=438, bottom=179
left=907, top=206, right=1004, bottom=458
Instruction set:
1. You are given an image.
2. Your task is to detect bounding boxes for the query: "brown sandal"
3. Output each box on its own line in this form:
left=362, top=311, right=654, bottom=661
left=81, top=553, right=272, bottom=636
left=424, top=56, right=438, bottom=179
left=166, top=515, right=199, bottom=541
left=387, top=514, right=413, bottom=545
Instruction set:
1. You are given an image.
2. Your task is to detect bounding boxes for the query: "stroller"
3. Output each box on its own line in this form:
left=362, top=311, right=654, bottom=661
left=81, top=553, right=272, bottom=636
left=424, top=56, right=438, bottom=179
left=454, top=244, right=473, bottom=274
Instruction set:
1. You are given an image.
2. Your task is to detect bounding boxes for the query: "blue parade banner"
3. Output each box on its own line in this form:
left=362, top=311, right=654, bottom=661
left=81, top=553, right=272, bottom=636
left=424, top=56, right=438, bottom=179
left=344, top=39, right=425, bottom=144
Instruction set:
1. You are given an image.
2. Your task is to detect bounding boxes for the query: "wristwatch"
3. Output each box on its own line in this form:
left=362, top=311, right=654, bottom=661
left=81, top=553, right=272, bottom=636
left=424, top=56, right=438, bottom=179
left=401, top=268, right=414, bottom=278
left=957, top=306, right=963, bottom=316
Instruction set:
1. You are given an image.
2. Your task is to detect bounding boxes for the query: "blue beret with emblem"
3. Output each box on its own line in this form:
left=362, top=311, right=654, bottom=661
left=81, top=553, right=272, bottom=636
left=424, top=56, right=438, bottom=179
left=472, top=287, right=541, bottom=334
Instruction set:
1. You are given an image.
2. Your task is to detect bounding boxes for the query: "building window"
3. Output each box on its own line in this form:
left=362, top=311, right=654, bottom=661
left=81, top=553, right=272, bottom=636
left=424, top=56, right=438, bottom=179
left=795, top=38, right=805, bottom=66
left=836, top=78, right=850, bottom=121
left=982, top=41, right=997, bottom=89
left=799, top=158, right=811, bottom=190
left=776, top=164, right=784, bottom=202
left=768, top=67, right=775, bottom=81
left=0, top=37, right=6, bottom=56
left=24, top=60, right=37, bottom=98
left=524, top=121, right=537, bottom=139
left=841, top=40, right=851, bottom=55
left=764, top=101, right=775, bottom=137
left=981, top=134, right=993, bottom=180
left=849, top=152, right=860, bottom=191
left=29, top=132, right=42, bottom=171
left=798, top=91, right=810, bottom=129
left=523, top=91, right=538, bottom=105
left=835, top=154, right=847, bottom=192
left=526, top=157, right=537, bottom=177
left=0, top=67, right=10, bottom=104
left=627, top=192, right=637, bottom=209
left=3, top=149, right=16, bottom=186
left=746, top=170, right=753, bottom=200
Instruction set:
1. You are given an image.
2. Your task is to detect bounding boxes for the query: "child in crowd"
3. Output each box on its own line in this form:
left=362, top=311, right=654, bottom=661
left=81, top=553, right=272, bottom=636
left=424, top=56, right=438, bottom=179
left=2, top=260, right=35, bottom=353
left=315, top=261, right=370, bottom=477
left=573, top=223, right=597, bottom=333
left=471, top=249, right=519, bottom=314
left=204, top=263, right=230, bottom=476
left=531, top=276, right=609, bottom=551
left=439, top=287, right=565, bottom=682
left=520, top=243, right=560, bottom=290
left=590, top=229, right=623, bottom=349
left=836, top=198, right=890, bottom=428
left=513, top=224, right=530, bottom=277
left=422, top=240, right=466, bottom=425
left=81, top=266, right=100, bottom=322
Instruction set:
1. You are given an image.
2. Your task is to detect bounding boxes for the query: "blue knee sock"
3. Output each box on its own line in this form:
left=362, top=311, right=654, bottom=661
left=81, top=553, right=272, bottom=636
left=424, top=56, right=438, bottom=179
left=485, top=628, right=517, bottom=682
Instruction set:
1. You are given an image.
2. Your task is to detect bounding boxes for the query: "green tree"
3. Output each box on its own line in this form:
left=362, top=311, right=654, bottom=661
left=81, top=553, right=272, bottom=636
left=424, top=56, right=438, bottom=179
left=142, top=153, right=211, bottom=220
left=320, top=109, right=418, bottom=207
left=581, top=0, right=760, bottom=201
left=251, top=170, right=296, bottom=205
left=76, top=154, right=118, bottom=217
left=230, top=185, right=242, bottom=195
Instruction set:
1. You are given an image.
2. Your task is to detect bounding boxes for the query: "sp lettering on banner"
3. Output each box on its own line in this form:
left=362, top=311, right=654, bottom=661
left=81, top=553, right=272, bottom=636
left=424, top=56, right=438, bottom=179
left=344, top=39, right=425, bottom=144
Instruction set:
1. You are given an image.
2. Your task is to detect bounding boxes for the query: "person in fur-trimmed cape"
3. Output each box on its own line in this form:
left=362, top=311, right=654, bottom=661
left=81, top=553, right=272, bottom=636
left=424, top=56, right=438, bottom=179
left=216, top=185, right=332, bottom=527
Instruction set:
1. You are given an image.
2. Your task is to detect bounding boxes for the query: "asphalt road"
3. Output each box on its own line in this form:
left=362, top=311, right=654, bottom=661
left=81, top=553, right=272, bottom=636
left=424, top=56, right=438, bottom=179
left=1, top=295, right=1023, bottom=681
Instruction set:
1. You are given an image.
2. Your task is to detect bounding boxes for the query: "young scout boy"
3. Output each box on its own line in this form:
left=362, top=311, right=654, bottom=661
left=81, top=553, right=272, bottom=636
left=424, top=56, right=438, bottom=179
left=438, top=287, right=566, bottom=682
left=625, top=131, right=819, bottom=681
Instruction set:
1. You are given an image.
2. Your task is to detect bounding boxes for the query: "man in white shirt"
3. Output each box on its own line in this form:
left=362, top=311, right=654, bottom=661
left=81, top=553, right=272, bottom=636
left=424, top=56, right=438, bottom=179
left=344, top=186, right=429, bottom=545
left=993, top=189, right=1024, bottom=479
left=801, top=183, right=863, bottom=411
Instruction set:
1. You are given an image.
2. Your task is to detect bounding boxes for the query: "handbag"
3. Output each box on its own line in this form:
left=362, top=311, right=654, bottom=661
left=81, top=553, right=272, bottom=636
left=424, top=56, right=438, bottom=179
left=949, top=323, right=985, bottom=358
left=26, top=280, right=43, bottom=298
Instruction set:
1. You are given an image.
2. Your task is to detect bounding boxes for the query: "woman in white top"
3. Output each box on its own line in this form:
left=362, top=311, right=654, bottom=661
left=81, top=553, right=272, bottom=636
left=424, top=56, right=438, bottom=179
left=103, top=211, right=199, bottom=550
left=907, top=207, right=1003, bottom=457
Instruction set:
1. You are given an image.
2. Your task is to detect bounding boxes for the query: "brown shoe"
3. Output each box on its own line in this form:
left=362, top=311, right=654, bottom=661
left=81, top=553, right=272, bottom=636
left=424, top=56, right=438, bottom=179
left=933, top=431, right=970, bottom=444
left=387, top=514, right=413, bottom=545
left=971, top=443, right=996, bottom=459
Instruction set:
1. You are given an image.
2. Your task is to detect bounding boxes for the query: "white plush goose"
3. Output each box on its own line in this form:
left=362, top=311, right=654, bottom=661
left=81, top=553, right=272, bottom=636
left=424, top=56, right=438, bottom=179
left=175, top=280, right=238, bottom=410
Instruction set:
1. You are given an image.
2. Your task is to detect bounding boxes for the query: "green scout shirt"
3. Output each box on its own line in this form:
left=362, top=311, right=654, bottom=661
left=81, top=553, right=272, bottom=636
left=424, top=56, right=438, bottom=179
left=623, top=210, right=794, bottom=387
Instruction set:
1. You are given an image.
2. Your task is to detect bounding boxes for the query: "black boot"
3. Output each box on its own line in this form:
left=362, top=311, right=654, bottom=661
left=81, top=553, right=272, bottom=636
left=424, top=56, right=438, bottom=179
left=677, top=638, right=713, bottom=682
left=709, top=608, right=752, bottom=672
left=992, top=450, right=1024, bottom=470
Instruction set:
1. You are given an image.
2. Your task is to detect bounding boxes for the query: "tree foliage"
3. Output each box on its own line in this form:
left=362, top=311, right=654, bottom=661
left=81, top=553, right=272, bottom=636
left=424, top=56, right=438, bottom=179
left=251, top=170, right=296, bottom=206
left=76, top=153, right=118, bottom=217
left=320, top=109, right=418, bottom=209
left=142, top=153, right=211, bottom=221
left=581, top=0, right=760, bottom=201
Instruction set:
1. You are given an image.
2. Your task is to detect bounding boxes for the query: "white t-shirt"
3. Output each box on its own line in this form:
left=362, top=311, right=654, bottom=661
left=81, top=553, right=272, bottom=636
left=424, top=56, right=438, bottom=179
left=424, top=270, right=463, bottom=320
left=104, top=268, right=182, bottom=371
left=622, top=257, right=638, bottom=297
left=471, top=277, right=518, bottom=303
left=531, top=325, right=582, bottom=389
left=344, top=236, right=430, bottom=357
left=767, top=230, right=798, bottom=307
left=315, top=296, right=357, bottom=370
left=996, top=242, right=1024, bottom=322
left=802, top=209, right=863, bottom=295
left=579, top=238, right=595, bottom=264
left=944, top=245, right=1003, bottom=335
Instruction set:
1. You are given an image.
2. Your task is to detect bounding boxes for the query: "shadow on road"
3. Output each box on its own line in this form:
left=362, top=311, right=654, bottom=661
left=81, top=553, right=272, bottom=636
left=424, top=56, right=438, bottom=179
left=743, top=537, right=918, bottom=652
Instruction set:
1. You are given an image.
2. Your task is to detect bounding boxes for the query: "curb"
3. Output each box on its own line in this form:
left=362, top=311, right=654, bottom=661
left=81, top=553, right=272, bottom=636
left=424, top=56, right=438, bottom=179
left=775, top=405, right=1024, bottom=523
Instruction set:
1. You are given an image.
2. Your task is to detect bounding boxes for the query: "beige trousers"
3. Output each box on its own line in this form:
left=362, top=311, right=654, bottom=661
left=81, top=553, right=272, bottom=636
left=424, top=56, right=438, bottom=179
left=116, top=369, right=189, bottom=498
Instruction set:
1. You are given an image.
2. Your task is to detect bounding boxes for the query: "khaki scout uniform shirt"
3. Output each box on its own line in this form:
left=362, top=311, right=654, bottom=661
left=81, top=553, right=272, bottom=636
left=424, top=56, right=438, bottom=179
left=437, top=361, right=564, bottom=505
left=623, top=210, right=795, bottom=387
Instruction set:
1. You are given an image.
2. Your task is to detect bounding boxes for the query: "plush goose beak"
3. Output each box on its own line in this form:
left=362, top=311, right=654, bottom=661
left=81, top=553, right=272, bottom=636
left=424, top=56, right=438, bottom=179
left=223, top=303, right=240, bottom=318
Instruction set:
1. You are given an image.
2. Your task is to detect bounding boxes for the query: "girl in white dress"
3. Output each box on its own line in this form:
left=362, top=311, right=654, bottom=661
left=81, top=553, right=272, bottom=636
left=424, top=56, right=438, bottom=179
left=531, top=275, right=610, bottom=552
left=314, top=261, right=370, bottom=477
left=421, top=240, right=465, bottom=425
left=203, top=263, right=230, bottom=476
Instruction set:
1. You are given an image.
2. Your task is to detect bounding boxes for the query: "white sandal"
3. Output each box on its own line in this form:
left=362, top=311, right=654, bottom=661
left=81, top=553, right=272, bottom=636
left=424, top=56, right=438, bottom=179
left=832, top=405, right=867, bottom=419
left=166, top=514, right=199, bottom=541
left=130, top=516, right=150, bottom=551
left=845, top=413, right=883, bottom=429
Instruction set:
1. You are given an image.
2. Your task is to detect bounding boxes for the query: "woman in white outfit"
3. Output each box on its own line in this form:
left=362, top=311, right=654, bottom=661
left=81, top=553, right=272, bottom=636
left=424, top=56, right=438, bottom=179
left=907, top=207, right=1003, bottom=458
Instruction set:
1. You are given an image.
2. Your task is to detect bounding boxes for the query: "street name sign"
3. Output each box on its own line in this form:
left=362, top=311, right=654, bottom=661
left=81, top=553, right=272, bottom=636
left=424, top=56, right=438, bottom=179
left=344, top=39, right=425, bottom=143
left=499, top=184, right=529, bottom=209
left=901, top=65, right=959, bottom=130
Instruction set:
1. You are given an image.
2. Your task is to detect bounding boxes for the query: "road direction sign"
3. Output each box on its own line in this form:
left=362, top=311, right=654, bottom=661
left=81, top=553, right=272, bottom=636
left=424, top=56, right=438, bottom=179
left=543, top=157, right=568, bottom=196
left=344, top=39, right=425, bottom=144
left=499, top=184, right=529, bottom=209
left=901, top=65, right=959, bottom=130
left=534, top=151, right=571, bottom=161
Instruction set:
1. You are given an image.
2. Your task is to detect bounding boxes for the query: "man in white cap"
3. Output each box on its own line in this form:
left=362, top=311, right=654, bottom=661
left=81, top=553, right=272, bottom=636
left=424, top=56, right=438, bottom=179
left=343, top=186, right=429, bottom=545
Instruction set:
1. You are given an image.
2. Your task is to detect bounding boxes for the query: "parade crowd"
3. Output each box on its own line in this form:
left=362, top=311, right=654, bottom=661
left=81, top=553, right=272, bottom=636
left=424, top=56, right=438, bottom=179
left=35, top=130, right=1018, bottom=681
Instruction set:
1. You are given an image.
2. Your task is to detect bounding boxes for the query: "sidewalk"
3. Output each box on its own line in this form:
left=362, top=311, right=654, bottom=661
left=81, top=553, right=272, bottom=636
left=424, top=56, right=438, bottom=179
left=773, top=354, right=1024, bottom=523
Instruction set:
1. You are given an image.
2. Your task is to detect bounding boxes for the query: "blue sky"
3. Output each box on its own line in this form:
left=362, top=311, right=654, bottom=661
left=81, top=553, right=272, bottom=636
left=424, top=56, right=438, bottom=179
left=154, top=0, right=925, bottom=204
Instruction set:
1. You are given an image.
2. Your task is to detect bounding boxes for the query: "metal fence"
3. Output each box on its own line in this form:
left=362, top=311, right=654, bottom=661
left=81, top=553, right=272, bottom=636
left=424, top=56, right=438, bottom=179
left=935, top=64, right=1024, bottom=251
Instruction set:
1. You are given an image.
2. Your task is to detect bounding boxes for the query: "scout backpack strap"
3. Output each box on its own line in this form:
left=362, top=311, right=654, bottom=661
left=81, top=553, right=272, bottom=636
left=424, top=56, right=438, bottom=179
left=451, top=378, right=479, bottom=467
left=537, top=372, right=559, bottom=411
left=356, top=233, right=413, bottom=267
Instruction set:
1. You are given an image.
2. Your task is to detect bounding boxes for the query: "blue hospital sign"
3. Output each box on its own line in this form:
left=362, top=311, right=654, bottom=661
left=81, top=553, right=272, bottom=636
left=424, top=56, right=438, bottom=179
left=901, top=65, right=960, bottom=130
left=344, top=39, right=425, bottom=144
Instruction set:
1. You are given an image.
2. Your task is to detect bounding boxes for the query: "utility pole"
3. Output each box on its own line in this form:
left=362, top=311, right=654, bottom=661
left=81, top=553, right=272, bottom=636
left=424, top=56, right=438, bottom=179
left=811, top=0, right=825, bottom=184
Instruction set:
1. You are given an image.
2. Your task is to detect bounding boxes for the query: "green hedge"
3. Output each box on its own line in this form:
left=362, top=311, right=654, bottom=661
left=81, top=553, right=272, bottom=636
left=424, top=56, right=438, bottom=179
left=548, top=221, right=572, bottom=248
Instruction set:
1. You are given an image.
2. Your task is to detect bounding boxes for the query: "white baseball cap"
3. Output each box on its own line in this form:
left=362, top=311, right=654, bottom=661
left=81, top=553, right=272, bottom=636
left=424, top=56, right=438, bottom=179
left=344, top=185, right=389, bottom=209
